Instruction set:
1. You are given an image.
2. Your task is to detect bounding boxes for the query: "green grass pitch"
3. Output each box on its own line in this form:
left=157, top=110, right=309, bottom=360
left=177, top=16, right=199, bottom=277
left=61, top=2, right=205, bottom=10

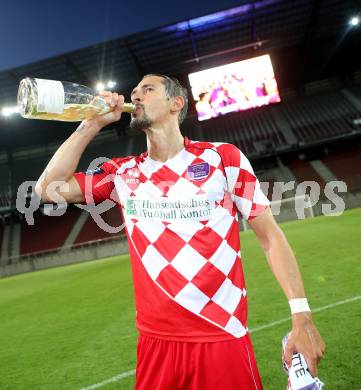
left=1, top=208, right=360, bottom=389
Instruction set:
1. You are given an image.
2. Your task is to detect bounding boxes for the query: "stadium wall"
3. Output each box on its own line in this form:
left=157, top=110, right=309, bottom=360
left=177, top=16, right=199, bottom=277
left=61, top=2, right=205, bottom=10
left=0, top=236, right=128, bottom=278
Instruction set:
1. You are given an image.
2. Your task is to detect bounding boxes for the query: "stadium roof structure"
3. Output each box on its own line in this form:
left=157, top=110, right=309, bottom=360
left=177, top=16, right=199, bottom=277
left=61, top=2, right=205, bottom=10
left=0, top=0, right=360, bottom=149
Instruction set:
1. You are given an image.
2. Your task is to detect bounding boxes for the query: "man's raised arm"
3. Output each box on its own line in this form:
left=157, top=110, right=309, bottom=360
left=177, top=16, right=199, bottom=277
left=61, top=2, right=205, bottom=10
left=35, top=92, right=125, bottom=204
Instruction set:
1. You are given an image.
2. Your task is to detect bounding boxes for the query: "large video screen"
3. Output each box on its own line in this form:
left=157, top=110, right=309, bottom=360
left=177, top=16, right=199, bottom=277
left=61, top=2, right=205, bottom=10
left=188, top=54, right=281, bottom=121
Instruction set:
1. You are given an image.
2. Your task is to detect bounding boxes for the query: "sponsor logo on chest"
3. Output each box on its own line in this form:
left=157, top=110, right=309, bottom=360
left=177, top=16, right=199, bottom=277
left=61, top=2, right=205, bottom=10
left=125, top=168, right=140, bottom=185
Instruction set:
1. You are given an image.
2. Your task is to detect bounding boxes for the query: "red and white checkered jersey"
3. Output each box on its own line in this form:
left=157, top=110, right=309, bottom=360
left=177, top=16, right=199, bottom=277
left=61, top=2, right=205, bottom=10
left=74, top=137, right=270, bottom=341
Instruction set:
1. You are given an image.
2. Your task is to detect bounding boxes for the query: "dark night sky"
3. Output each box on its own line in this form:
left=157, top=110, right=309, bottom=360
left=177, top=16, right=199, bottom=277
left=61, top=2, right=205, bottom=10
left=0, top=0, right=243, bottom=71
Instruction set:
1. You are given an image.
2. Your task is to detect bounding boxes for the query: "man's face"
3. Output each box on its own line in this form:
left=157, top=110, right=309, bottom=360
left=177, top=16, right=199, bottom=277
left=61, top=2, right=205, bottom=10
left=129, top=76, right=171, bottom=131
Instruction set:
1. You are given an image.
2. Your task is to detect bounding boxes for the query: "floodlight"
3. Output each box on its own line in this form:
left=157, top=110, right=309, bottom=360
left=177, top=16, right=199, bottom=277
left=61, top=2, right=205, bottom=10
left=95, top=82, right=105, bottom=91
left=1, top=106, right=19, bottom=117
left=107, top=81, right=117, bottom=88
left=350, top=17, right=360, bottom=26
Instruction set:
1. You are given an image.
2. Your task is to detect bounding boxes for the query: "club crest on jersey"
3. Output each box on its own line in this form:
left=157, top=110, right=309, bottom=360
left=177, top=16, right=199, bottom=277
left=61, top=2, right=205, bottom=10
left=187, top=162, right=210, bottom=181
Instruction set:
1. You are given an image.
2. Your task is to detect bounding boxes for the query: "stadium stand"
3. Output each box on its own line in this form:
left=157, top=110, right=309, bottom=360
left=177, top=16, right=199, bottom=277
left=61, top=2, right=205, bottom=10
left=287, top=159, right=326, bottom=188
left=322, top=148, right=361, bottom=191
left=199, top=106, right=288, bottom=156
left=74, top=207, right=125, bottom=244
left=278, top=91, right=359, bottom=144
left=180, top=108, right=289, bottom=157
left=19, top=207, right=81, bottom=255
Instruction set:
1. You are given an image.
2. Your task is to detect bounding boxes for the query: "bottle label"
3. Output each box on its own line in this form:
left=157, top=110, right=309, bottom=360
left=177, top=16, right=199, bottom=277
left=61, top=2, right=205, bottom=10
left=35, top=79, right=65, bottom=113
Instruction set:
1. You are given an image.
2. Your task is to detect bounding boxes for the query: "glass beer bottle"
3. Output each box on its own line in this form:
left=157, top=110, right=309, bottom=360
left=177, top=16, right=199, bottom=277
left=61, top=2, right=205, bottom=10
left=17, top=77, right=135, bottom=122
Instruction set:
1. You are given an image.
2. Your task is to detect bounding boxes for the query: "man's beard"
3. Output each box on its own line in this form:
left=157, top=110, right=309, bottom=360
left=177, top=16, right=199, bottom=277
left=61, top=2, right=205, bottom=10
left=130, top=111, right=152, bottom=132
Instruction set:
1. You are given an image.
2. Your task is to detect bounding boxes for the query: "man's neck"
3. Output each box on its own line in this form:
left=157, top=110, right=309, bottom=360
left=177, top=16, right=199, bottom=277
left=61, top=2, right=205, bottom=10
left=145, top=125, right=184, bottom=162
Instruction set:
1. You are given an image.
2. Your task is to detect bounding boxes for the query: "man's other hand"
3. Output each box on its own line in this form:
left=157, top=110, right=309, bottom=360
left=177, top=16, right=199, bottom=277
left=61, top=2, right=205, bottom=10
left=284, top=312, right=326, bottom=377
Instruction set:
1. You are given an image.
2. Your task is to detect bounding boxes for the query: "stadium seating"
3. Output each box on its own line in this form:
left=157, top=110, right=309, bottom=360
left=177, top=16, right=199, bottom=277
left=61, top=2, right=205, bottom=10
left=74, top=206, right=125, bottom=244
left=197, top=106, right=287, bottom=155
left=322, top=148, right=361, bottom=191
left=19, top=207, right=81, bottom=255
left=181, top=88, right=360, bottom=156
left=287, top=159, right=326, bottom=188
left=279, top=91, right=358, bottom=144
left=13, top=205, right=126, bottom=256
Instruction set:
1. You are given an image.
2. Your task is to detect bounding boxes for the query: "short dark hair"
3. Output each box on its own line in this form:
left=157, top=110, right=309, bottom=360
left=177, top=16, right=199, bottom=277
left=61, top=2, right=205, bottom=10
left=142, top=74, right=188, bottom=124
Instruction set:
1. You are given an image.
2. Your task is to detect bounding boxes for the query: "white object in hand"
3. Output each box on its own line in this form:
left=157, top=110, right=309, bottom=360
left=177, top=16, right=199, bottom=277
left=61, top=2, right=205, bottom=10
left=282, top=334, right=324, bottom=390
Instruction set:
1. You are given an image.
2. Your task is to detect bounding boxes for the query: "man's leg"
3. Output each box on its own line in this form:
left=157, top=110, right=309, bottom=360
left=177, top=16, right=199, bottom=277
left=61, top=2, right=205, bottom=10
left=135, top=334, right=177, bottom=390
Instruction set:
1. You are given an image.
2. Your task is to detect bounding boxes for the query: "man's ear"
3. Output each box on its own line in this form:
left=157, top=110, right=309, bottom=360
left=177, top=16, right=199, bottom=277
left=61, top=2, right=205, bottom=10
left=170, top=96, right=185, bottom=114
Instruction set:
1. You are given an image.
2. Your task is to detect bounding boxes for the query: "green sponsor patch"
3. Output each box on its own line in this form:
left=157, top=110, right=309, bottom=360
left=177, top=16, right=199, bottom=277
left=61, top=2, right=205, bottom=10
left=126, top=199, right=137, bottom=215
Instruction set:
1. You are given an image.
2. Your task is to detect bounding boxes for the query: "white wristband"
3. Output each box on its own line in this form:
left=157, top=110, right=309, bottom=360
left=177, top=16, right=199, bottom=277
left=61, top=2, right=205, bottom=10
left=289, top=298, right=311, bottom=314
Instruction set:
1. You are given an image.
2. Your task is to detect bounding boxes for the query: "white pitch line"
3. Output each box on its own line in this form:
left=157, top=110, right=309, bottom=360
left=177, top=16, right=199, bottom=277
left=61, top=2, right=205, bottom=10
left=80, top=295, right=361, bottom=390
left=80, top=369, right=136, bottom=390
left=250, top=295, right=361, bottom=333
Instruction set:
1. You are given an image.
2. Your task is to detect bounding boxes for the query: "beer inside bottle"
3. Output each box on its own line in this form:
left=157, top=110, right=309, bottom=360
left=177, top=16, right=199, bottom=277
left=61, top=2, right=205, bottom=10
left=17, top=78, right=134, bottom=122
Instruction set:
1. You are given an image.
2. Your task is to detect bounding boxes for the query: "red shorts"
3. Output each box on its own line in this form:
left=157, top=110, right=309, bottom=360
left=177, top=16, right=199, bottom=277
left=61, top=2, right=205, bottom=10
left=135, top=334, right=263, bottom=390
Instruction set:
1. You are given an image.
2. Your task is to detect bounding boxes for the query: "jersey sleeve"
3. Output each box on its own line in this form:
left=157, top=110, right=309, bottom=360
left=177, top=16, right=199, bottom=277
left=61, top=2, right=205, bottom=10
left=217, top=143, right=270, bottom=220
left=73, top=159, right=116, bottom=204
